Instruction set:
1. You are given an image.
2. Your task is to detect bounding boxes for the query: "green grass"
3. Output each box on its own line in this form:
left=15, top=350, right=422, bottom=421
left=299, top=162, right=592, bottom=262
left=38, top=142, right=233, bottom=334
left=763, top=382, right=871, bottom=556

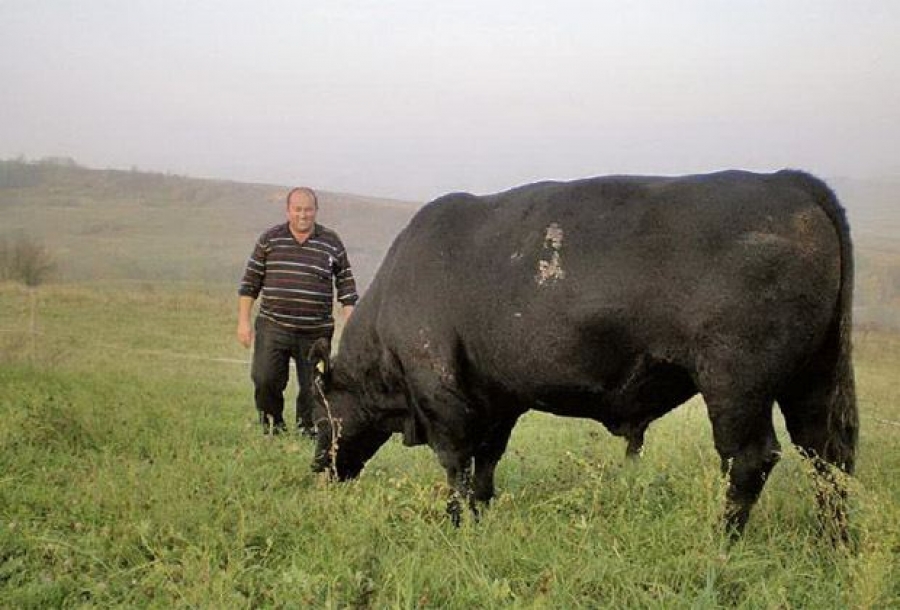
left=1, top=282, right=899, bottom=608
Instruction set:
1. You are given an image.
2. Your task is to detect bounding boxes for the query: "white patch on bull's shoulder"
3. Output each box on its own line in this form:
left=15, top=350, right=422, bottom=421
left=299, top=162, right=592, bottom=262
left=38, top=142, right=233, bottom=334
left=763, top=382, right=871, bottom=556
left=536, top=222, right=566, bottom=285
left=544, top=223, right=564, bottom=249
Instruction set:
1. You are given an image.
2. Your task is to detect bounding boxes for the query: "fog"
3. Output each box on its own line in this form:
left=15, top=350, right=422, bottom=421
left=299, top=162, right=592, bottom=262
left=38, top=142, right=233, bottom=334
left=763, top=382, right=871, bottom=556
left=2, top=1, right=898, bottom=201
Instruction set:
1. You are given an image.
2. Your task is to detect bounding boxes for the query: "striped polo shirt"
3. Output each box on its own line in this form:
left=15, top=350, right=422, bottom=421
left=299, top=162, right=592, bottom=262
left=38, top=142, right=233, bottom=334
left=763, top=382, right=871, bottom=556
left=239, top=222, right=359, bottom=336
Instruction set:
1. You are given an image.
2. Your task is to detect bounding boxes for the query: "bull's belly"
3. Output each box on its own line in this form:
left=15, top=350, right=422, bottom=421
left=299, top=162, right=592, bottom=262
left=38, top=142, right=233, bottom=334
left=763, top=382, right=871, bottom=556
left=512, top=359, right=698, bottom=433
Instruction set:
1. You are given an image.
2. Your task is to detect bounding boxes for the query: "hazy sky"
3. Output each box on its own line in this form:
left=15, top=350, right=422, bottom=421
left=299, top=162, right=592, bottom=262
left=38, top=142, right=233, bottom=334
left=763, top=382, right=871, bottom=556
left=2, top=1, right=898, bottom=201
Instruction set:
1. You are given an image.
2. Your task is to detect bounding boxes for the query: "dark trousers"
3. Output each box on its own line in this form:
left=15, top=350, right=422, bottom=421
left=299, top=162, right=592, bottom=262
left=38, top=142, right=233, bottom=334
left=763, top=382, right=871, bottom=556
left=251, top=316, right=326, bottom=431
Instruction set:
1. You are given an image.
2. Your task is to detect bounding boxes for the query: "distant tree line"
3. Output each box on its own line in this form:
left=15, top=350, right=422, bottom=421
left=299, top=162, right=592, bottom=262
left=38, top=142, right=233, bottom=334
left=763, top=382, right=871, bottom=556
left=0, top=157, right=81, bottom=189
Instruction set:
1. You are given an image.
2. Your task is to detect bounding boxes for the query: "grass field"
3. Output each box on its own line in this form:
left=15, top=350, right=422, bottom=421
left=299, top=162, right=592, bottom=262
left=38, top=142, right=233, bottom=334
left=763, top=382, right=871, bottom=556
left=1, top=281, right=898, bottom=608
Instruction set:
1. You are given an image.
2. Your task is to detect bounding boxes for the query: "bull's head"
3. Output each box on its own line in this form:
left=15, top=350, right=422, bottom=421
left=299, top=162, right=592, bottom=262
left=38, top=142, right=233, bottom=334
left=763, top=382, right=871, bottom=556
left=308, top=338, right=391, bottom=480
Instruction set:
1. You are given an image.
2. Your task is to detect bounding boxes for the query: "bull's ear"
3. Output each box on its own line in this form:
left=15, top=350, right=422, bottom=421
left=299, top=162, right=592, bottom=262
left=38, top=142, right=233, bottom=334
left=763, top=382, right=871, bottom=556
left=308, top=337, right=332, bottom=388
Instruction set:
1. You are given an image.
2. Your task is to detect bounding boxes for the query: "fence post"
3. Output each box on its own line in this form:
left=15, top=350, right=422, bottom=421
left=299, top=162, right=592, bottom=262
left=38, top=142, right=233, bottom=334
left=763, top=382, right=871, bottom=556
left=29, top=287, right=36, bottom=364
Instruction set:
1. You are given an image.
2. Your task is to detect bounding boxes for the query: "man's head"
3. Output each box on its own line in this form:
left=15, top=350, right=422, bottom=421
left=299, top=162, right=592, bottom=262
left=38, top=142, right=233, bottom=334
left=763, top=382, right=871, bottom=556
left=286, top=187, right=318, bottom=235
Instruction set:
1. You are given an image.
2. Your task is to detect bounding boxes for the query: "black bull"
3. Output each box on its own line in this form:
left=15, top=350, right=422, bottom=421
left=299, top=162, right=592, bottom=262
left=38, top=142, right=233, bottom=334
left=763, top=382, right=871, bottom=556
left=311, top=170, right=858, bottom=536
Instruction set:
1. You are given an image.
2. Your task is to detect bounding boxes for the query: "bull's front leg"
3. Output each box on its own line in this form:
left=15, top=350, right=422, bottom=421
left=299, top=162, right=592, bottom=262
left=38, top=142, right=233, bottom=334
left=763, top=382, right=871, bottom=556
left=624, top=422, right=648, bottom=459
left=473, top=413, right=521, bottom=503
left=438, top=451, right=476, bottom=526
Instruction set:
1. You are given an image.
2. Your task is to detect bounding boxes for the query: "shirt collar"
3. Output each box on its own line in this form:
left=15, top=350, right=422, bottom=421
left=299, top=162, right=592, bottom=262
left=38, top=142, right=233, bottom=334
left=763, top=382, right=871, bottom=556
left=284, top=222, right=320, bottom=242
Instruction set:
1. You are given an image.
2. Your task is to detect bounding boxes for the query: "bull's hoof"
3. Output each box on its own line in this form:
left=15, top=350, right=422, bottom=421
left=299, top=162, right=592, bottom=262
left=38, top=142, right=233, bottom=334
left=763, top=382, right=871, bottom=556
left=447, top=499, right=462, bottom=527
left=446, top=496, right=480, bottom=527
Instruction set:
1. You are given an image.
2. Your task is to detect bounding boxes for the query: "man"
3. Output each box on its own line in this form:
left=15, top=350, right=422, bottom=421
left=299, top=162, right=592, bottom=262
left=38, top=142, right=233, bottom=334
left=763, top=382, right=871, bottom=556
left=237, top=187, right=358, bottom=436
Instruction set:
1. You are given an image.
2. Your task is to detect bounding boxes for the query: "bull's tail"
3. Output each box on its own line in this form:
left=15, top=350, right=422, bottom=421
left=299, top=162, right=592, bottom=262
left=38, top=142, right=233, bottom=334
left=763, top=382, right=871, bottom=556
left=824, top=184, right=858, bottom=475
left=787, top=171, right=859, bottom=473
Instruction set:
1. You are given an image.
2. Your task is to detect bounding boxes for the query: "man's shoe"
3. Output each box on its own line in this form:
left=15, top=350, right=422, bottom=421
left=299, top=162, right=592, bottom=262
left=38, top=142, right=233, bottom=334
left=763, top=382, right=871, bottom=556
left=267, top=420, right=288, bottom=436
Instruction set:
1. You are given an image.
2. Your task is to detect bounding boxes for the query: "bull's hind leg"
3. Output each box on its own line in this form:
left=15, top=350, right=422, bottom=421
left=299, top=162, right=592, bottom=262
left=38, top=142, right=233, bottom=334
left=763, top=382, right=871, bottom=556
left=778, top=371, right=858, bottom=542
left=704, top=393, right=781, bottom=537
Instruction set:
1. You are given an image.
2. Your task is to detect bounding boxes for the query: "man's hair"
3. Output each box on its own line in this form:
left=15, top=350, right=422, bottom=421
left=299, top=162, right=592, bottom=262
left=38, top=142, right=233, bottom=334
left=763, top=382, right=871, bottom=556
left=286, top=186, right=318, bottom=209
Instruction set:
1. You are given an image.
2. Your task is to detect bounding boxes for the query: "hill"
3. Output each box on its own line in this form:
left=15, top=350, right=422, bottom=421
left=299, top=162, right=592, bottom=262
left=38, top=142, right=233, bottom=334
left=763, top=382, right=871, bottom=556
left=2, top=159, right=899, bottom=327
left=0, top=159, right=420, bottom=290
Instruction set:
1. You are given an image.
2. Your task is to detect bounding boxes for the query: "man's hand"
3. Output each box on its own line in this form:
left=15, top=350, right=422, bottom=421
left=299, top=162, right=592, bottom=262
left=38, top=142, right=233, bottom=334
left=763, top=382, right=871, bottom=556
left=237, top=320, right=253, bottom=348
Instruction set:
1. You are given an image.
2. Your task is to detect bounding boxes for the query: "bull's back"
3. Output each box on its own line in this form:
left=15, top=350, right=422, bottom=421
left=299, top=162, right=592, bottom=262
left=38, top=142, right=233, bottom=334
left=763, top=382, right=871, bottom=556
left=368, top=171, right=846, bottom=399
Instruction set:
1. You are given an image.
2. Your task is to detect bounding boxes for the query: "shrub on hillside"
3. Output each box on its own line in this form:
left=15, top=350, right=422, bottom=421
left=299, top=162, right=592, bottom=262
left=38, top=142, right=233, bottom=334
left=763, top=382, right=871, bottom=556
left=0, top=233, right=57, bottom=286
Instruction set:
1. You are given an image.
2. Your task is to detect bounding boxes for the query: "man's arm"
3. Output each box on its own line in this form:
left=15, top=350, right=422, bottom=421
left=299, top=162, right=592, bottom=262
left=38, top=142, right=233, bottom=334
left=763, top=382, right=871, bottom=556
left=237, top=295, right=256, bottom=348
left=237, top=233, right=267, bottom=348
left=332, top=239, right=359, bottom=317
left=342, top=304, right=355, bottom=322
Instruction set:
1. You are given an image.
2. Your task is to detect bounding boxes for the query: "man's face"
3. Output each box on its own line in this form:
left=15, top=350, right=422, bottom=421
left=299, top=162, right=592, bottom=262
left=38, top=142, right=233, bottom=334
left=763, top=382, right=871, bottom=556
left=286, top=191, right=317, bottom=235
